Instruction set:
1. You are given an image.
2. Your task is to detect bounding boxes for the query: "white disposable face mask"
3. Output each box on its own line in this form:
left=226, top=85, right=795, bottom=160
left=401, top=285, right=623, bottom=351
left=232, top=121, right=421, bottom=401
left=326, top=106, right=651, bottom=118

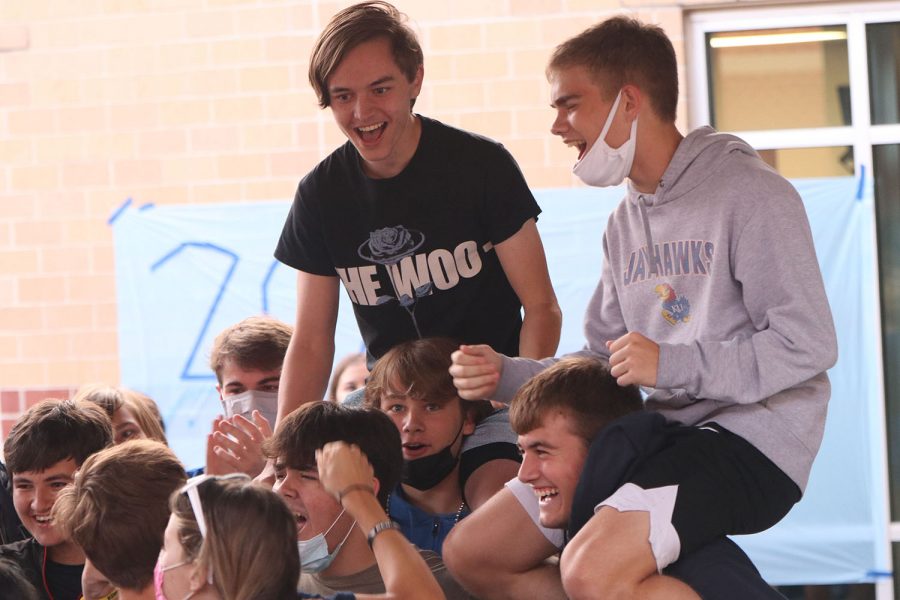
left=572, top=89, right=638, bottom=187
left=296, top=509, right=355, bottom=573
left=220, top=390, right=278, bottom=425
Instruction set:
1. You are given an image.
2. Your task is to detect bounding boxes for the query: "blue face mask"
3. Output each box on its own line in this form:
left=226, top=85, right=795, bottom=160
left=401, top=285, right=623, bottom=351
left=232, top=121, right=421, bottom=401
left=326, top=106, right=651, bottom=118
left=296, top=509, right=355, bottom=573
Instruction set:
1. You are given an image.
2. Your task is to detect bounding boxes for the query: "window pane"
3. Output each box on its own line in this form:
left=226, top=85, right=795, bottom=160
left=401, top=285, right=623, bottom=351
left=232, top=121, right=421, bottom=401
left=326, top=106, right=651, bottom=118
left=707, top=26, right=850, bottom=131
left=757, top=146, right=853, bottom=178
left=867, top=22, right=900, bottom=125
left=873, top=144, right=900, bottom=517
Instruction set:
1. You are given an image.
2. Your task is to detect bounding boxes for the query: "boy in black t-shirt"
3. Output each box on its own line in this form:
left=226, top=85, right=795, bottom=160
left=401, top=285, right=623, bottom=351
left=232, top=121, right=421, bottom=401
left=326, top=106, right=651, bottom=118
left=0, top=399, right=112, bottom=600
left=271, top=1, right=561, bottom=507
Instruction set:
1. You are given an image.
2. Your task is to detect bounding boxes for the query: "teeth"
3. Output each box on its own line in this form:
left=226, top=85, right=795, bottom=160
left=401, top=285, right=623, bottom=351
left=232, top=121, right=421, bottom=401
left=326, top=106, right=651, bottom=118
left=358, top=123, right=384, bottom=132
left=34, top=515, right=51, bottom=523
left=534, top=487, right=559, bottom=501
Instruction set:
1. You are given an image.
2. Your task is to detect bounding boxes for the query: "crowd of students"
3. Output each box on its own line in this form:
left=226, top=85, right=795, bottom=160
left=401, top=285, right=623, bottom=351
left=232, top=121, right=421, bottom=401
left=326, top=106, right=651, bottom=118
left=1, top=1, right=838, bottom=598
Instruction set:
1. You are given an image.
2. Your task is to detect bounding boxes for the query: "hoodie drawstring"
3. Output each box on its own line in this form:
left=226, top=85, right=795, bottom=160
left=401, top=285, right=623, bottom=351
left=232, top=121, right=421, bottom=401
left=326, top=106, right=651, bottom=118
left=638, top=195, right=658, bottom=276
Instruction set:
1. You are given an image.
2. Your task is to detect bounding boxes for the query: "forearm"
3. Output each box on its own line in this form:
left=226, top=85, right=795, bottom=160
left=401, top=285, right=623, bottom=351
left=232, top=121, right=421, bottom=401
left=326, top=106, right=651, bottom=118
left=518, top=301, right=562, bottom=359
left=343, top=491, right=444, bottom=600
left=494, top=562, right=566, bottom=600
left=658, top=324, right=837, bottom=404
left=443, top=488, right=563, bottom=600
left=493, top=355, right=547, bottom=403
left=275, top=336, right=333, bottom=424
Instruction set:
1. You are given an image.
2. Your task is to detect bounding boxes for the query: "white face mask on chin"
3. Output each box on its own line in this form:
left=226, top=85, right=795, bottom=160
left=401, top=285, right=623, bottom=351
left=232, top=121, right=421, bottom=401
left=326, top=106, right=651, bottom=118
left=572, top=89, right=638, bottom=187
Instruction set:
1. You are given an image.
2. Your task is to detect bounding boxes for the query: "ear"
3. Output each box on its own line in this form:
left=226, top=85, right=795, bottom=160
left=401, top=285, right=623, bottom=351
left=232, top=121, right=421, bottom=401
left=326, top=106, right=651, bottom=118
left=410, top=65, right=424, bottom=101
left=371, top=476, right=381, bottom=499
left=620, top=84, right=643, bottom=120
left=188, top=561, right=211, bottom=594
left=215, top=384, right=223, bottom=402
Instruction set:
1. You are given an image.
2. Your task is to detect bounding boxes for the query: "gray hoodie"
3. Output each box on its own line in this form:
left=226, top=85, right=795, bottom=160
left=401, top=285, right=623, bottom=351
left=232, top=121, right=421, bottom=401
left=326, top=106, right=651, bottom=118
left=497, top=126, right=838, bottom=492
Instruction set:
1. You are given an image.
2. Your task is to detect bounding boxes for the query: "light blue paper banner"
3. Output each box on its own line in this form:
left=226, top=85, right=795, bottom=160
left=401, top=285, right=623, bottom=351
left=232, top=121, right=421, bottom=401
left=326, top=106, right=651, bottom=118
left=112, top=177, right=886, bottom=585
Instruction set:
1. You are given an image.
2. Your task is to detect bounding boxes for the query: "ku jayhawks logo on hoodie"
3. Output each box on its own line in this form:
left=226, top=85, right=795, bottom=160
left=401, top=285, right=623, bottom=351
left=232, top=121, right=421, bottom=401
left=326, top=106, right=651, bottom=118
left=655, top=283, right=691, bottom=325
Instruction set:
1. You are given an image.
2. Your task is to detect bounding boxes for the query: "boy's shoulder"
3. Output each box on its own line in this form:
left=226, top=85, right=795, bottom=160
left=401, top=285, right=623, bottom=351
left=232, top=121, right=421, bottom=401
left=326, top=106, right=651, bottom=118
left=417, top=115, right=518, bottom=170
left=0, top=536, right=41, bottom=561
left=0, top=537, right=44, bottom=590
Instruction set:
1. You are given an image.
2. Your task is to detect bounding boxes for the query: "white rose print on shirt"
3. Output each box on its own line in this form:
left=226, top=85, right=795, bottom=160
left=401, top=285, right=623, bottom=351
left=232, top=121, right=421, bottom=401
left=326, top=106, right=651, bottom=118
left=358, top=225, right=432, bottom=337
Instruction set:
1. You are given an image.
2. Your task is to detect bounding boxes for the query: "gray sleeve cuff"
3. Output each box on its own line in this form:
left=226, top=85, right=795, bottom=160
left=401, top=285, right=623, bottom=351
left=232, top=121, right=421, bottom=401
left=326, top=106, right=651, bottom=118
left=495, top=355, right=554, bottom=403
left=656, top=342, right=695, bottom=392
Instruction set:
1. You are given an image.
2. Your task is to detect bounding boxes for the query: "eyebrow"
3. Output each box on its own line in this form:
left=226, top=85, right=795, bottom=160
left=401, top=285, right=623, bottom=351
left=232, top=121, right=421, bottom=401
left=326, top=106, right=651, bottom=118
left=15, top=473, right=72, bottom=484
left=551, top=93, right=578, bottom=108
left=223, top=375, right=279, bottom=389
left=523, top=439, right=555, bottom=451
left=329, top=75, right=396, bottom=95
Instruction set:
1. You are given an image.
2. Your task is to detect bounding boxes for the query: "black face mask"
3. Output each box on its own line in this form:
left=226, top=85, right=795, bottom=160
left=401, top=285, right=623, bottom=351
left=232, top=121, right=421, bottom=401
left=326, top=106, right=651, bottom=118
left=401, top=421, right=464, bottom=491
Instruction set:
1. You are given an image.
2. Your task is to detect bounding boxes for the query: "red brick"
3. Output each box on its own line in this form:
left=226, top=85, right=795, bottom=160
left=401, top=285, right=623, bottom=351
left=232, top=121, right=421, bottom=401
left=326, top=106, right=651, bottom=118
left=0, top=83, right=30, bottom=106
left=1, top=390, right=21, bottom=413
left=2, top=419, right=18, bottom=439
left=25, top=388, right=70, bottom=407
left=0, top=25, right=29, bottom=52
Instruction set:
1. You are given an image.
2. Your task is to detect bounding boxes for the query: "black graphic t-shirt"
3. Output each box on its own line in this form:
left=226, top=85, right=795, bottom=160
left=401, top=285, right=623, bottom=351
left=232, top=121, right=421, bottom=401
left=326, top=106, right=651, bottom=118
left=275, top=116, right=541, bottom=364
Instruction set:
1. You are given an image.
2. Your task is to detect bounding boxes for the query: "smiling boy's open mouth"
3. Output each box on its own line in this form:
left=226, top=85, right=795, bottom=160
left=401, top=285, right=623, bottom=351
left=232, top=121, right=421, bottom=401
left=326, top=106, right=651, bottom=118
left=357, top=122, right=387, bottom=142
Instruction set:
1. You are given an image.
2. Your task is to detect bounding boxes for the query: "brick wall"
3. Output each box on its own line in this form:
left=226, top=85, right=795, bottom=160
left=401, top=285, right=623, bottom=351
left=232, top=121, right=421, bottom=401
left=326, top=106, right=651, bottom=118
left=0, top=0, right=773, bottom=435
